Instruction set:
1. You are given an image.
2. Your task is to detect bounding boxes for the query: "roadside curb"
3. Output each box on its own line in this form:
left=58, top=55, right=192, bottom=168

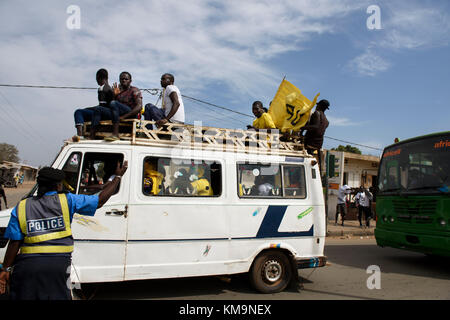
left=326, top=229, right=375, bottom=237
left=325, top=221, right=376, bottom=237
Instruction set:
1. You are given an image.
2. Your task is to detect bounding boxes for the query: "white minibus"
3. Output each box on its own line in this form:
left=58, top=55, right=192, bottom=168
left=0, top=122, right=327, bottom=294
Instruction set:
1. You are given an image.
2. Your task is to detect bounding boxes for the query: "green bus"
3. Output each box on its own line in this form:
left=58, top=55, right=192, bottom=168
left=375, top=131, right=450, bottom=257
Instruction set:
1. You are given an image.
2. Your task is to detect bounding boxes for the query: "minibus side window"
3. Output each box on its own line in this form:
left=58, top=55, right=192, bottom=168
left=237, top=163, right=282, bottom=198
left=282, top=165, right=306, bottom=198
left=142, top=156, right=222, bottom=197
left=78, top=153, right=124, bottom=195
left=61, top=152, right=82, bottom=194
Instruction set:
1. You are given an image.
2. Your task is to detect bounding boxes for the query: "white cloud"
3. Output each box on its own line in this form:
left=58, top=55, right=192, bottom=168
left=347, top=1, right=450, bottom=77
left=326, top=115, right=359, bottom=127
left=380, top=5, right=450, bottom=50
left=347, top=49, right=390, bottom=77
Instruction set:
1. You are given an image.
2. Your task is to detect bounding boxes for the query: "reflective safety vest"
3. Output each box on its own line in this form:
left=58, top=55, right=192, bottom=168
left=17, top=193, right=73, bottom=254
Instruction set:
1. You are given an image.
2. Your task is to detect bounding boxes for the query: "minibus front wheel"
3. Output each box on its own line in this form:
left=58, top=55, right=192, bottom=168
left=249, top=250, right=292, bottom=293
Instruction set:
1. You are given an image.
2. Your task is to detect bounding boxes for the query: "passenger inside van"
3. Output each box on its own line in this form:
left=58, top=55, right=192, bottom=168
left=143, top=159, right=165, bottom=195
left=251, top=175, right=274, bottom=196
left=170, top=168, right=193, bottom=195
left=189, top=166, right=213, bottom=196
left=283, top=166, right=306, bottom=197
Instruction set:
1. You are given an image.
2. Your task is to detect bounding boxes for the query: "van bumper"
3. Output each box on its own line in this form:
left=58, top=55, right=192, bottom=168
left=296, top=256, right=327, bottom=269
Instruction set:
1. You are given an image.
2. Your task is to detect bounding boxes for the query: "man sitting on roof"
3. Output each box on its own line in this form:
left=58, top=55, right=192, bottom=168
left=247, top=101, right=276, bottom=130
left=73, top=68, right=114, bottom=139
left=91, top=71, right=142, bottom=141
left=143, top=73, right=185, bottom=129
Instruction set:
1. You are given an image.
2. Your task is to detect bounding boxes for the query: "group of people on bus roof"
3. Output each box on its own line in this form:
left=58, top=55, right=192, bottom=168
left=247, top=99, right=330, bottom=156
left=73, top=68, right=330, bottom=156
left=73, top=69, right=185, bottom=141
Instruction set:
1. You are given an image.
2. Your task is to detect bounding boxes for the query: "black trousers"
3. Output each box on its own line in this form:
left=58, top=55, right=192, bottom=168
left=335, top=203, right=346, bottom=224
left=10, top=255, right=72, bottom=300
left=358, top=206, right=364, bottom=226
left=362, top=206, right=372, bottom=227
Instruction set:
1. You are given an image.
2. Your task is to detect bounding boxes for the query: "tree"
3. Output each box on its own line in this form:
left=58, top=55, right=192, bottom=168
left=331, top=144, right=362, bottom=154
left=0, top=142, right=20, bottom=163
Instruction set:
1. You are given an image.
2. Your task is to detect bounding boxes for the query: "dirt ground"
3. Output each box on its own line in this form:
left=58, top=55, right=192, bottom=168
left=1, top=182, right=34, bottom=210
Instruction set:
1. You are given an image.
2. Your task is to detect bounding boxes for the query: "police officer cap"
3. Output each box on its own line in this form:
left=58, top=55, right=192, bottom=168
left=37, top=167, right=65, bottom=184
left=317, top=99, right=330, bottom=109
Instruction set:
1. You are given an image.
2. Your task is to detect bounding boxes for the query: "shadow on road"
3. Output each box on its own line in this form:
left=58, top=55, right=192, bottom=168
left=325, top=244, right=450, bottom=281
left=81, top=274, right=265, bottom=300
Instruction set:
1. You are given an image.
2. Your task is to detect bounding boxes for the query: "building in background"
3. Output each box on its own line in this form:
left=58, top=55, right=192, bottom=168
left=0, top=161, right=38, bottom=187
left=322, top=150, right=380, bottom=221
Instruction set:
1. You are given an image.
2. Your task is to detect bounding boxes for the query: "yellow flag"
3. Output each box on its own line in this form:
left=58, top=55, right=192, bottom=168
left=268, top=79, right=320, bottom=132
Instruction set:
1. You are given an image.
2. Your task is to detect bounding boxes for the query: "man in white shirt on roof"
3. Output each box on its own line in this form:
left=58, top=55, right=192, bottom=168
left=143, top=73, right=185, bottom=129
left=335, top=184, right=351, bottom=226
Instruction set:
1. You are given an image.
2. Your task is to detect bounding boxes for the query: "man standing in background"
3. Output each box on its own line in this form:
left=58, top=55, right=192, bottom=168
left=336, top=184, right=351, bottom=226
left=0, top=182, right=7, bottom=210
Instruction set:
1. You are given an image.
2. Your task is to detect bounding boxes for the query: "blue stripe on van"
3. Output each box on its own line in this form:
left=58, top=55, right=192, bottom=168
left=255, top=205, right=313, bottom=238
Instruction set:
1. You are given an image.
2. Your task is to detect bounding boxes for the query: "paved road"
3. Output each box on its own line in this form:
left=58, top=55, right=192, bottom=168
left=77, top=237, right=449, bottom=300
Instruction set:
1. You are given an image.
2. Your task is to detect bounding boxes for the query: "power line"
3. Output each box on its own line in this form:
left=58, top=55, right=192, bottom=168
left=182, top=94, right=253, bottom=118
left=0, top=102, right=38, bottom=143
left=187, top=98, right=249, bottom=126
left=0, top=89, right=48, bottom=143
left=188, top=102, right=248, bottom=126
left=324, top=136, right=383, bottom=151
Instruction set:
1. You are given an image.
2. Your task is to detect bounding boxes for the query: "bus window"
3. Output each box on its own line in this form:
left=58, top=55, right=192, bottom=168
left=237, top=163, right=282, bottom=198
left=142, top=156, right=222, bottom=197
left=61, top=152, right=82, bottom=194
left=78, top=153, right=124, bottom=195
left=282, top=165, right=306, bottom=198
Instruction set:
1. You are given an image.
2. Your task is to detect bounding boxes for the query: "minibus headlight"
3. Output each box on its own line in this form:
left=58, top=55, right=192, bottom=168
left=382, top=216, right=387, bottom=222
left=389, top=216, right=395, bottom=223
left=438, top=219, right=446, bottom=226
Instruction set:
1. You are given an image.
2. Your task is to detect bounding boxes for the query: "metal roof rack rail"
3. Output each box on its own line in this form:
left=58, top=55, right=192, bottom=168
left=82, top=119, right=310, bottom=157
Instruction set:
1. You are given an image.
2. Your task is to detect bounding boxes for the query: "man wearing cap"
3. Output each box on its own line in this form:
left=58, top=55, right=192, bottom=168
left=0, top=161, right=128, bottom=300
left=301, top=99, right=330, bottom=155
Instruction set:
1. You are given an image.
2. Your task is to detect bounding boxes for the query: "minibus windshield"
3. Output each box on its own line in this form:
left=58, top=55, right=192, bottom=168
left=378, top=134, right=450, bottom=195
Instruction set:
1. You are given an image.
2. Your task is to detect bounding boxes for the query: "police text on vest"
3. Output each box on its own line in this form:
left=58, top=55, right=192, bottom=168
left=27, top=217, right=65, bottom=234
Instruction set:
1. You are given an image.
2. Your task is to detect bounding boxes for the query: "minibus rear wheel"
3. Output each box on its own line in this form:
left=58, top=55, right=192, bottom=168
left=250, top=250, right=292, bottom=293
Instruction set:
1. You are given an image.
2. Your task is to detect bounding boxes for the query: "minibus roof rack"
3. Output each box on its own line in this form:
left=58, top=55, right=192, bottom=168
left=82, top=119, right=311, bottom=157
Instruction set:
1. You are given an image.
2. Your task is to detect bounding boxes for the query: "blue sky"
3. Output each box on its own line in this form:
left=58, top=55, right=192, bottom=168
left=0, top=0, right=449, bottom=166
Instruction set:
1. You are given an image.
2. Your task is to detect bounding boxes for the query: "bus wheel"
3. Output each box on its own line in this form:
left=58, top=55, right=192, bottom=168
left=250, top=250, right=292, bottom=293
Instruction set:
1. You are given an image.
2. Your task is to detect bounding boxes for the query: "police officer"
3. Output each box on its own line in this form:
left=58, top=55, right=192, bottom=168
left=0, top=161, right=128, bottom=300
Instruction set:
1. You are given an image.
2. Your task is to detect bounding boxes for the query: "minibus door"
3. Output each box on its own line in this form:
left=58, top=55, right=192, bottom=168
left=62, top=149, right=131, bottom=282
